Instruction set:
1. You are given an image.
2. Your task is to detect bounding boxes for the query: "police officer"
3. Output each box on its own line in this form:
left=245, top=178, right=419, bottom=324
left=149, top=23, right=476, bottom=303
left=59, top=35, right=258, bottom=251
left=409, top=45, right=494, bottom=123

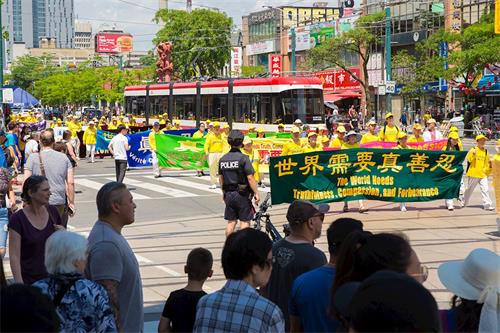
left=219, top=130, right=260, bottom=237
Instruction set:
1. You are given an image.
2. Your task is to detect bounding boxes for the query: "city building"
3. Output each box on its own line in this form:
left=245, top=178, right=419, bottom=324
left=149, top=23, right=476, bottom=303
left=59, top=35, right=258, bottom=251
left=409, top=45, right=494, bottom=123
left=11, top=0, right=74, bottom=49
left=1, top=0, right=15, bottom=67
left=74, top=21, right=93, bottom=49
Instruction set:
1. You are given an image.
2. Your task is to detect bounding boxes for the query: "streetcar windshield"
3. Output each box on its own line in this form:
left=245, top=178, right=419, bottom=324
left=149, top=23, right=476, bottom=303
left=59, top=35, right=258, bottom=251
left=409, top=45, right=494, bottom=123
left=280, top=89, right=324, bottom=124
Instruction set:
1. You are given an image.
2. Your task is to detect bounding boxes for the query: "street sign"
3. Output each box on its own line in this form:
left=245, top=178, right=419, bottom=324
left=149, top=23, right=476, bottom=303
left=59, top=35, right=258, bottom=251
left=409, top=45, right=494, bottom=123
left=378, top=85, right=386, bottom=96
left=2, top=88, right=13, bottom=104
left=385, top=80, right=396, bottom=94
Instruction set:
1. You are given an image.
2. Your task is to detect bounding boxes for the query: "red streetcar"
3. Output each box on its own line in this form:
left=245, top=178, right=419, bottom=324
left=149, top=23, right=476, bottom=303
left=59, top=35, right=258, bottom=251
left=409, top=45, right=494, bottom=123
left=124, top=76, right=324, bottom=129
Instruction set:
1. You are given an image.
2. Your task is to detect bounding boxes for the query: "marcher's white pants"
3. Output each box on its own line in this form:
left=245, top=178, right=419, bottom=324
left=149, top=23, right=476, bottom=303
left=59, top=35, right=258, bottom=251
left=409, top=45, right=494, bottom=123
left=208, top=152, right=223, bottom=186
left=463, top=177, right=493, bottom=208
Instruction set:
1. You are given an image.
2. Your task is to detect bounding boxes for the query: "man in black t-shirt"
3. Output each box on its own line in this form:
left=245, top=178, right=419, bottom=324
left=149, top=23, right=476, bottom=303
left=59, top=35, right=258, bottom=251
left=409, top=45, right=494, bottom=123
left=158, top=248, right=213, bottom=333
left=263, top=200, right=329, bottom=331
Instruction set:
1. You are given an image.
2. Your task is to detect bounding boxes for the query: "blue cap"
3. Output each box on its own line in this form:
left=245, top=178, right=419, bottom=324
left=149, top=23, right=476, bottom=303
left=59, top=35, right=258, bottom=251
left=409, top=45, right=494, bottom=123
left=153, top=121, right=160, bottom=126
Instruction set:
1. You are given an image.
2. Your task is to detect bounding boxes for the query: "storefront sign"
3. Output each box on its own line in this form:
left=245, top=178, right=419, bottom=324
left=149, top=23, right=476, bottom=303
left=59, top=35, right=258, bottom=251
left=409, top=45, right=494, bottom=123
left=246, top=40, right=276, bottom=56
left=231, top=47, right=242, bottom=76
left=269, top=54, right=282, bottom=77
left=315, top=67, right=361, bottom=92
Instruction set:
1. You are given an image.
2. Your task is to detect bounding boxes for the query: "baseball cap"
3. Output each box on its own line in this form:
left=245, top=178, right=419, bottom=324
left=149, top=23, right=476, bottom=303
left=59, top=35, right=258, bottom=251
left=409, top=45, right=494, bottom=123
left=291, top=127, right=300, bottom=133
left=307, top=132, right=318, bottom=138
left=413, top=123, right=423, bottom=130
left=212, top=121, right=220, bottom=127
left=173, top=120, right=180, bottom=125
left=153, top=121, right=160, bottom=126
left=397, top=132, right=408, bottom=139
left=222, top=124, right=230, bottom=129
left=322, top=136, right=330, bottom=143
left=448, top=132, right=459, bottom=140
left=257, top=127, right=264, bottom=133
left=449, top=126, right=458, bottom=132
left=476, top=134, right=487, bottom=141
left=385, top=113, right=394, bottom=119
left=243, top=136, right=252, bottom=145
left=367, top=120, right=377, bottom=126
left=278, top=123, right=285, bottom=128
left=337, top=125, right=346, bottom=133
left=349, top=270, right=440, bottom=333
left=248, top=125, right=256, bottom=130
left=294, top=119, right=303, bottom=124
left=327, top=218, right=363, bottom=254
left=427, top=118, right=436, bottom=124
left=286, top=200, right=330, bottom=225
left=88, top=121, right=95, bottom=125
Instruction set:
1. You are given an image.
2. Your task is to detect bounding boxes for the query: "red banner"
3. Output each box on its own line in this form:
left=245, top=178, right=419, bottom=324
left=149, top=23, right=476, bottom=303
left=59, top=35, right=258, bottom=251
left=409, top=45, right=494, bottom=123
left=269, top=54, right=282, bottom=78
left=315, top=67, right=361, bottom=92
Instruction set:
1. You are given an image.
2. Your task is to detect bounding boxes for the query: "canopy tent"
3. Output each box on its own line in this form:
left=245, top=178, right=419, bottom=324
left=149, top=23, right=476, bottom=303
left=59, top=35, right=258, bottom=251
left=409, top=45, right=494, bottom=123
left=476, top=75, right=500, bottom=94
left=2, top=85, right=40, bottom=108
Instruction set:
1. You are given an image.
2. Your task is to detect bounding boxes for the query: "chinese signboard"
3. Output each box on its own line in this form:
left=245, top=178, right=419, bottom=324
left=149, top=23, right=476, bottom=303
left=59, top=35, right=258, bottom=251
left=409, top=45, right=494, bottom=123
left=246, top=40, right=276, bottom=56
left=445, top=0, right=463, bottom=32
left=269, top=149, right=467, bottom=204
left=231, top=47, right=242, bottom=77
left=269, top=54, right=282, bottom=77
left=95, top=33, right=133, bottom=53
left=288, top=26, right=312, bottom=52
left=315, top=67, right=361, bottom=92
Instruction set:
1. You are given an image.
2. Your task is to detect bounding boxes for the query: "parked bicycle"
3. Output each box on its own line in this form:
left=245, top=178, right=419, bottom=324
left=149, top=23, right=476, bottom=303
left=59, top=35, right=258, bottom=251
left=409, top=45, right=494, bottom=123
left=253, top=192, right=289, bottom=242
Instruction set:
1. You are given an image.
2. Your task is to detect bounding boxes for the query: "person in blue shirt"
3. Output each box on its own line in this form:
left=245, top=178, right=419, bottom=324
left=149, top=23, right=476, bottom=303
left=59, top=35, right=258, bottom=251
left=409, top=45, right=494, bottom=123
left=289, top=218, right=364, bottom=332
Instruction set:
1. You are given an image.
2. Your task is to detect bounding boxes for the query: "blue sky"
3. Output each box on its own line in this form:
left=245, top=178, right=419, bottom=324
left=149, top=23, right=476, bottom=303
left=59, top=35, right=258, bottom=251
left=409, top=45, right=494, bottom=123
left=75, top=0, right=347, bottom=51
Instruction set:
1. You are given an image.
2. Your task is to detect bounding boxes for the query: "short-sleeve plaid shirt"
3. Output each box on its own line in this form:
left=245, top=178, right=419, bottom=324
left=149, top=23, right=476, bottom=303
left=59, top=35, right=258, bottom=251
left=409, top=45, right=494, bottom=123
left=193, top=279, right=285, bottom=332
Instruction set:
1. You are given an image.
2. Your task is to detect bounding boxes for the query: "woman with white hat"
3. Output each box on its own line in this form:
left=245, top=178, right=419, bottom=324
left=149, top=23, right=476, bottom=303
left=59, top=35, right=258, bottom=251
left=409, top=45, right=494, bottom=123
left=438, top=248, right=500, bottom=332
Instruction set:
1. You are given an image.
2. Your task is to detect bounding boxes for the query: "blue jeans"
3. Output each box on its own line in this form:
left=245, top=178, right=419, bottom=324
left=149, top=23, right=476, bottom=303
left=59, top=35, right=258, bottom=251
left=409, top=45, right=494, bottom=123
left=0, top=208, right=8, bottom=249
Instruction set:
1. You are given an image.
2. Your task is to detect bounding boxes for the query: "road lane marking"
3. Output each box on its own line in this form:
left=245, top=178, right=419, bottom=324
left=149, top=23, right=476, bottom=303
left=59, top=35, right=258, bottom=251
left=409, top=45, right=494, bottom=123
left=146, top=176, right=221, bottom=194
left=135, top=254, right=182, bottom=277
left=107, top=177, right=197, bottom=198
left=75, top=179, right=151, bottom=200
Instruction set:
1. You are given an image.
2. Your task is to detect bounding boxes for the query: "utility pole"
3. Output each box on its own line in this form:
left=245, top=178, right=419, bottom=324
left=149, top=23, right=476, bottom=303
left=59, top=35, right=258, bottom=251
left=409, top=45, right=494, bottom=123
left=385, top=4, right=392, bottom=114
left=291, top=27, right=296, bottom=76
left=187, top=0, right=192, bottom=13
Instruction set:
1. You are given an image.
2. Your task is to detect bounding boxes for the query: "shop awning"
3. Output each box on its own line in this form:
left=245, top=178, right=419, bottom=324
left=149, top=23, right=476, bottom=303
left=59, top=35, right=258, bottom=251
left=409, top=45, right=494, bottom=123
left=477, top=74, right=500, bottom=94
left=323, top=90, right=362, bottom=102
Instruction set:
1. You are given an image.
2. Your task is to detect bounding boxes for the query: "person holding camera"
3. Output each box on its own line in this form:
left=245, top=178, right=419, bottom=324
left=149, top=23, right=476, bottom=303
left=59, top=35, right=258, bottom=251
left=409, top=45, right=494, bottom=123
left=219, top=130, right=260, bottom=237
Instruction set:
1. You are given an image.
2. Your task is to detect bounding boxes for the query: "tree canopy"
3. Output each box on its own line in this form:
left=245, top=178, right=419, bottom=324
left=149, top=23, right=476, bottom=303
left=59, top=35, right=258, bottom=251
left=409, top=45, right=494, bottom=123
left=9, top=55, right=57, bottom=91
left=154, top=9, right=233, bottom=80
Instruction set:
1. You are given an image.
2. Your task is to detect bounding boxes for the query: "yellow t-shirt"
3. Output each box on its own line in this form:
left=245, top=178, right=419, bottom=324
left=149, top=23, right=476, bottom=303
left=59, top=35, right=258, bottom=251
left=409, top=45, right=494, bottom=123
left=360, top=133, right=378, bottom=144
left=304, top=144, right=323, bottom=152
left=242, top=148, right=260, bottom=182
left=148, top=130, right=160, bottom=151
left=192, top=130, right=205, bottom=139
left=466, top=147, right=491, bottom=178
left=408, top=136, right=424, bottom=143
left=108, top=122, right=118, bottom=130
left=281, top=140, right=304, bottom=156
left=342, top=142, right=360, bottom=149
left=67, top=121, right=82, bottom=138
left=204, top=133, right=224, bottom=153
left=378, top=125, right=399, bottom=142
left=98, top=121, right=107, bottom=130
left=329, top=137, right=343, bottom=149
left=221, top=133, right=230, bottom=153
left=83, top=127, right=97, bottom=145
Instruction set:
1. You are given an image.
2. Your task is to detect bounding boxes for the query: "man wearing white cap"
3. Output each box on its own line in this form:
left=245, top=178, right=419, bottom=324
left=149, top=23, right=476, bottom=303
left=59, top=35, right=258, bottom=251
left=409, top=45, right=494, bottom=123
left=83, top=121, right=97, bottom=163
left=423, top=118, right=443, bottom=141
left=293, top=119, right=303, bottom=132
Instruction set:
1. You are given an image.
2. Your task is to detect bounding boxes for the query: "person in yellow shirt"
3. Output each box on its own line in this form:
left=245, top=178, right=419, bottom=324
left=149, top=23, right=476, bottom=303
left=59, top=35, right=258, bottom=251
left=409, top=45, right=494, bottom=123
left=448, top=126, right=463, bottom=150
left=67, top=115, right=82, bottom=160
left=241, top=136, right=261, bottom=183
left=204, top=122, right=224, bottom=189
left=341, top=131, right=367, bottom=213
left=304, top=132, right=322, bottom=152
left=192, top=122, right=206, bottom=139
left=118, top=115, right=125, bottom=126
left=408, top=123, right=424, bottom=144
left=192, top=123, right=207, bottom=177
left=172, top=120, right=182, bottom=130
left=221, top=124, right=231, bottom=153
left=159, top=113, right=168, bottom=125
left=257, top=127, right=266, bottom=139
left=98, top=116, right=107, bottom=129
left=321, top=136, right=330, bottom=148
left=107, top=117, right=118, bottom=130
left=396, top=132, right=409, bottom=149
left=148, top=121, right=163, bottom=178
left=128, top=115, right=137, bottom=127
left=463, top=135, right=494, bottom=210
left=277, top=123, right=285, bottom=132
left=342, top=130, right=361, bottom=149
left=378, top=113, right=400, bottom=142
left=247, top=126, right=256, bottom=135
left=361, top=120, right=379, bottom=144
left=316, top=125, right=328, bottom=144
left=492, top=139, right=500, bottom=218
left=281, top=127, right=304, bottom=156
left=329, top=125, right=346, bottom=149
left=83, top=121, right=97, bottom=163
left=444, top=132, right=463, bottom=211
left=56, top=119, right=63, bottom=127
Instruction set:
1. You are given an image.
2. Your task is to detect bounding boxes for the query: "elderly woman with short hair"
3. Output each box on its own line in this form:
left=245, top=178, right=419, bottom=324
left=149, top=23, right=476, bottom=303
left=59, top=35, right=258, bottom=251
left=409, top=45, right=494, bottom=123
left=33, top=230, right=117, bottom=333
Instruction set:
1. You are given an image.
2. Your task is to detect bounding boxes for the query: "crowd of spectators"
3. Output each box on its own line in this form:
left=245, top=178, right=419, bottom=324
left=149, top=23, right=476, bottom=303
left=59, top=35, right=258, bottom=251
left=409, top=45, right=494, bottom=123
left=1, top=184, right=498, bottom=333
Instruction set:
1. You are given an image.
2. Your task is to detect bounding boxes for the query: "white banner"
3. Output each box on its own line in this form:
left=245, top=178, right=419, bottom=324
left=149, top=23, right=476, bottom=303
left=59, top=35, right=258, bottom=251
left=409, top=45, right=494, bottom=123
left=246, top=40, right=277, bottom=56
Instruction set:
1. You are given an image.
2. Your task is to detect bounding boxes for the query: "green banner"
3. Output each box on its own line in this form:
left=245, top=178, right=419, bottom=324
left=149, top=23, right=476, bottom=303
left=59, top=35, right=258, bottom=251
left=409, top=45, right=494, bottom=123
left=247, top=132, right=291, bottom=139
left=269, top=148, right=467, bottom=204
left=156, top=134, right=208, bottom=169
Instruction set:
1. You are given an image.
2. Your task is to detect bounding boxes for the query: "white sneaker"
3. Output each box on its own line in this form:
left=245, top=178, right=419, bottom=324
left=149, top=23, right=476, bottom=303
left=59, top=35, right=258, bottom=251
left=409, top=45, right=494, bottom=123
left=447, top=206, right=454, bottom=211
left=484, top=206, right=495, bottom=211
left=400, top=204, right=407, bottom=212
left=209, top=185, right=217, bottom=189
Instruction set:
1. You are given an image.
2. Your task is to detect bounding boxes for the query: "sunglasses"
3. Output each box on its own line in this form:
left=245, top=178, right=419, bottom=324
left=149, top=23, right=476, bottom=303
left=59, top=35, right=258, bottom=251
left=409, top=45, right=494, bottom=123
left=410, top=265, right=429, bottom=282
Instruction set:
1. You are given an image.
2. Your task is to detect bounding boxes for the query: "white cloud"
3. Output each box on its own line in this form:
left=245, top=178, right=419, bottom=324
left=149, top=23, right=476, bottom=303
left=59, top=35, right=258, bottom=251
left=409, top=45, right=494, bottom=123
left=75, top=0, right=343, bottom=51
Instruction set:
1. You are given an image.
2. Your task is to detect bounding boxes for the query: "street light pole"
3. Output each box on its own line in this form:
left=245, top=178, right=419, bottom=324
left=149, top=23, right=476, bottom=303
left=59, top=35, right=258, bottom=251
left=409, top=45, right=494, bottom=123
left=291, top=27, right=296, bottom=76
left=385, top=4, right=392, bottom=114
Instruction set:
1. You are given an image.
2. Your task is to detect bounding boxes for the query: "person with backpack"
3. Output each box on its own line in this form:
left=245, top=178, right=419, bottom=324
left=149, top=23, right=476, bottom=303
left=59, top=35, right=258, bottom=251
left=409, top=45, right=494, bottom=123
left=33, top=231, right=117, bottom=332
left=378, top=113, right=400, bottom=142
left=463, top=135, right=494, bottom=210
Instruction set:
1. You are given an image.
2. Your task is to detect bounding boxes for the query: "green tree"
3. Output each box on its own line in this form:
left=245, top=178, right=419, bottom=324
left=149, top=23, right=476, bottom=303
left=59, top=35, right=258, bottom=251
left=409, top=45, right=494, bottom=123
left=308, top=12, right=385, bottom=115
left=154, top=9, right=233, bottom=80
left=10, top=54, right=57, bottom=91
left=241, top=65, right=266, bottom=77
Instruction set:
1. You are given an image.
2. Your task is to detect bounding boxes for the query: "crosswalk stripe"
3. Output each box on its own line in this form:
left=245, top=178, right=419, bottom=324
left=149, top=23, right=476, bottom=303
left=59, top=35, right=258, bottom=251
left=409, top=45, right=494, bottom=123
left=75, top=179, right=151, bottom=200
left=146, top=176, right=221, bottom=194
left=107, top=177, right=197, bottom=198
